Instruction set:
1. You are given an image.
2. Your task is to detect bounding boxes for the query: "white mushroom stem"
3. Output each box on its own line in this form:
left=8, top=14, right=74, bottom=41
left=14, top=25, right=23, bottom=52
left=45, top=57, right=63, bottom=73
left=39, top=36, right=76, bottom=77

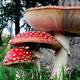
left=51, top=33, right=70, bottom=79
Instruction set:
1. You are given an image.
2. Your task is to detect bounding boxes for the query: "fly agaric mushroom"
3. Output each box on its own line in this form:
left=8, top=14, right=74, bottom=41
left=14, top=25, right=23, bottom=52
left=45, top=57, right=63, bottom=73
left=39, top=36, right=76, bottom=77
left=9, top=31, right=60, bottom=49
left=9, top=31, right=62, bottom=52
left=9, top=31, right=61, bottom=72
left=23, top=6, right=80, bottom=78
left=3, top=48, right=32, bottom=65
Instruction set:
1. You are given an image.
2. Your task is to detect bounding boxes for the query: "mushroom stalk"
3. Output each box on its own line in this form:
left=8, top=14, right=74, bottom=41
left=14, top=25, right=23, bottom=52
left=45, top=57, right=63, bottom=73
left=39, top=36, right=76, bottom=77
left=51, top=33, right=70, bottom=79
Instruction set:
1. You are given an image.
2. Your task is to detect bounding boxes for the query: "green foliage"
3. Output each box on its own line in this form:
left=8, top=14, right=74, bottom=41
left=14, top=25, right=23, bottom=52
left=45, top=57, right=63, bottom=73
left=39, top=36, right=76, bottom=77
left=52, top=66, right=80, bottom=80
left=69, top=68, right=80, bottom=80
left=0, top=63, right=80, bottom=80
left=0, top=64, right=51, bottom=80
left=0, top=5, right=8, bottom=34
left=1, top=35, right=11, bottom=44
left=0, top=66, right=16, bottom=80
left=0, top=36, right=11, bottom=61
left=3, top=2, right=23, bottom=19
left=60, top=66, right=68, bottom=80
left=22, top=0, right=58, bottom=8
left=0, top=46, right=10, bottom=61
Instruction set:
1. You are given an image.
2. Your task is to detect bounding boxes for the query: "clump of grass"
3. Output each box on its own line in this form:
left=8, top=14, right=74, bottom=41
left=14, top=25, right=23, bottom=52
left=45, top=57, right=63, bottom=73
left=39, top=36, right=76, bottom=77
left=67, top=68, right=80, bottom=80
left=52, top=66, right=68, bottom=80
left=0, top=65, right=16, bottom=80
left=0, top=36, right=11, bottom=61
left=0, top=63, right=80, bottom=80
left=0, top=64, right=51, bottom=80
left=52, top=66, right=80, bottom=80
left=0, top=36, right=11, bottom=46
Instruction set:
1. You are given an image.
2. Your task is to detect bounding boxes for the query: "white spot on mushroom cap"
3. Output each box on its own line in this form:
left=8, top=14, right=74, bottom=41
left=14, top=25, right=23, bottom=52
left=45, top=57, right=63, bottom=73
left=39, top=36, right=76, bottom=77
left=20, top=49, right=23, bottom=51
left=26, top=52, right=29, bottom=54
left=13, top=58, right=16, bottom=61
left=15, top=48, right=18, bottom=51
left=22, top=56, right=25, bottom=59
left=17, top=57, right=20, bottom=60
left=24, top=58, right=27, bottom=60
left=13, top=53, right=16, bottom=56
left=26, top=46, right=30, bottom=49
left=4, top=59, right=7, bottom=62
left=19, top=52, right=22, bottom=56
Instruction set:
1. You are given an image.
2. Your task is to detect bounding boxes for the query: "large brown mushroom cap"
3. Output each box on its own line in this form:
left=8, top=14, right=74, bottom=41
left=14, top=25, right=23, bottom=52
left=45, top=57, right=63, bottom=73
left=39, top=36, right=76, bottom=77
left=9, top=31, right=59, bottom=47
left=24, top=6, right=80, bottom=35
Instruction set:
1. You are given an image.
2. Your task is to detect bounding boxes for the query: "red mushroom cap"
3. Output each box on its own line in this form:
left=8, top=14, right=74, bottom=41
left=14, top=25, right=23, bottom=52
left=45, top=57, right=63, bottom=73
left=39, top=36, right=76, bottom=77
left=3, top=48, right=32, bottom=65
left=9, top=31, right=59, bottom=46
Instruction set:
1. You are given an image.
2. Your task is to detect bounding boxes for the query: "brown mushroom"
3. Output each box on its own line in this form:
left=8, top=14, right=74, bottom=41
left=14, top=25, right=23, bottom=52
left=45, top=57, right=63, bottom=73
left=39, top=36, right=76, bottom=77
left=24, top=6, right=80, bottom=35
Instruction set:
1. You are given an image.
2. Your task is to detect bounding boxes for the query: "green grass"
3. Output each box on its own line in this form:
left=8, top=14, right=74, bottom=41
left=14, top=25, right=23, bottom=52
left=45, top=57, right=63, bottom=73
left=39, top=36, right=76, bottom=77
left=52, top=66, right=80, bottom=80
left=0, top=45, right=10, bottom=61
left=0, top=64, right=50, bottom=80
left=0, top=36, right=11, bottom=61
left=0, top=64, right=80, bottom=80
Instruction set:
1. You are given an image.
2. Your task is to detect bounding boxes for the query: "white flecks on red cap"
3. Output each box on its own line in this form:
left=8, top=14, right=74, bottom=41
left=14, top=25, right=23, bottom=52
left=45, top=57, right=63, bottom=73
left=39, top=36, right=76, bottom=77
left=3, top=48, right=32, bottom=65
left=10, top=31, right=56, bottom=45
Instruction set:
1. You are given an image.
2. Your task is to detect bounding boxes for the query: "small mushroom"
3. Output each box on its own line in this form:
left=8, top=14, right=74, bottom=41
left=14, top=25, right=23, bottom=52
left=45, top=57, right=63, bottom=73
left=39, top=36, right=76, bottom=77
left=23, top=6, right=80, bottom=78
left=3, top=48, right=32, bottom=65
